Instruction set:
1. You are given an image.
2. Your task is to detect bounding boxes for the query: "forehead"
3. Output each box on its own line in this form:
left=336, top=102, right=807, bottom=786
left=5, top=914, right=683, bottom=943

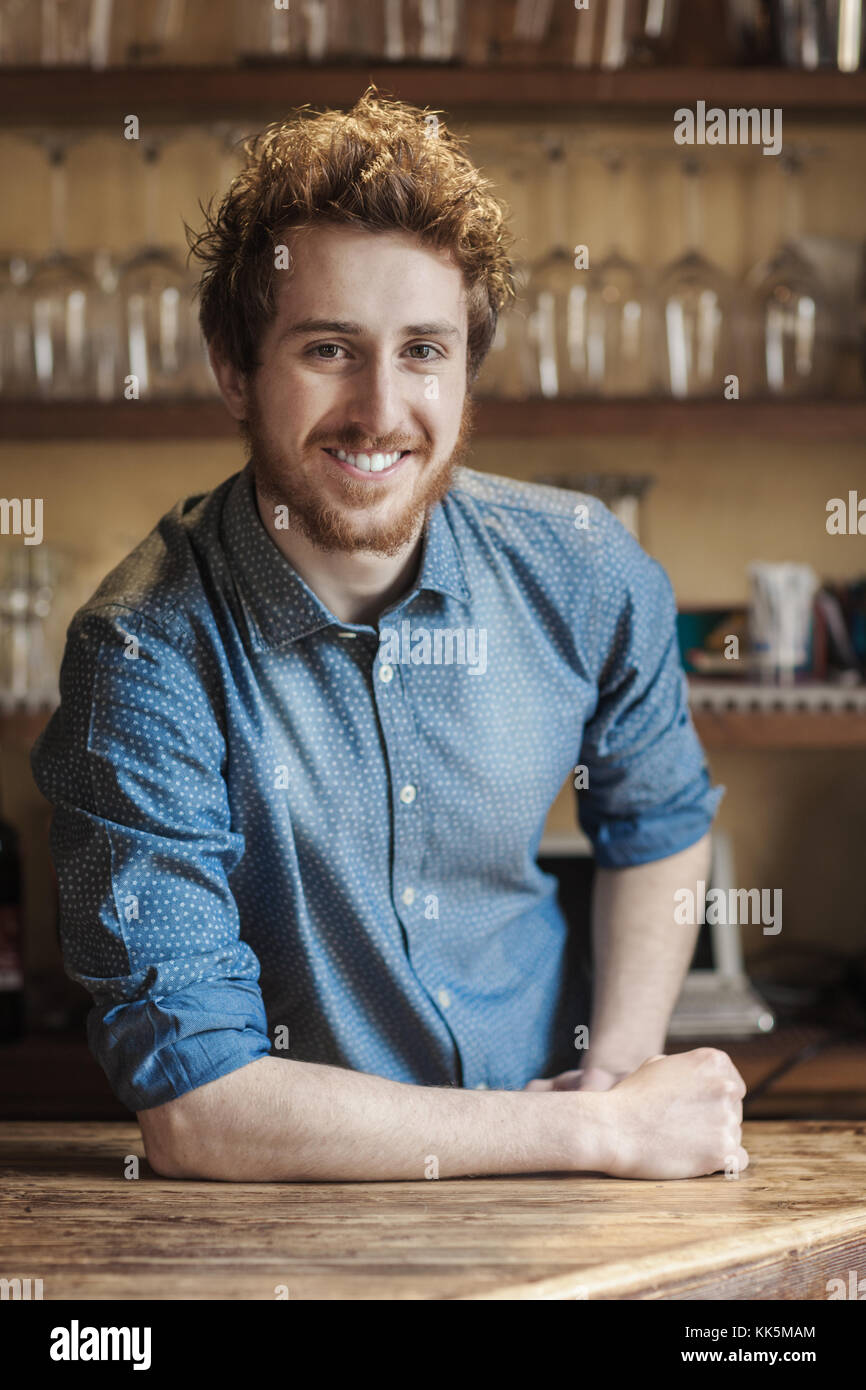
left=271, top=222, right=467, bottom=327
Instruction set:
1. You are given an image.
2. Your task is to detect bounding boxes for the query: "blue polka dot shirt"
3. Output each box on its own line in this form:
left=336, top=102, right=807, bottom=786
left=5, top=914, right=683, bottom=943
left=30, top=461, right=724, bottom=1112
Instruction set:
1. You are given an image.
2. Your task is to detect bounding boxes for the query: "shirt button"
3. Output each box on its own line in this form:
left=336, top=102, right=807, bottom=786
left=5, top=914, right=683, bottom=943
left=436, top=988, right=451, bottom=1009
left=475, top=1082, right=489, bottom=1090
left=379, top=663, right=394, bottom=682
left=337, top=630, right=357, bottom=639
left=399, top=784, right=416, bottom=804
left=401, top=887, right=416, bottom=906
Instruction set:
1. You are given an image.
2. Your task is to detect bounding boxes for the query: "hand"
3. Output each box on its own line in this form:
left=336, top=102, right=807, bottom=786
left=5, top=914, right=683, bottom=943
left=599, top=1048, right=749, bottom=1180
left=523, top=1064, right=630, bottom=1093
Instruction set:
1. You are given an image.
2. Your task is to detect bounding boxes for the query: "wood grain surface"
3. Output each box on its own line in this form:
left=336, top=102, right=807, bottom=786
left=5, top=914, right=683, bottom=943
left=1, top=1121, right=865, bottom=1300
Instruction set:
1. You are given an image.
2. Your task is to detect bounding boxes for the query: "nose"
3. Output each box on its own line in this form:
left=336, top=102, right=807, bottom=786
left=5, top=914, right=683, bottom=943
left=344, top=352, right=409, bottom=448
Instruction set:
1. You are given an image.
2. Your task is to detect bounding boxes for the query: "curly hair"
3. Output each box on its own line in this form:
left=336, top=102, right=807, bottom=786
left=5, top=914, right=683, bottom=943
left=187, top=85, right=517, bottom=388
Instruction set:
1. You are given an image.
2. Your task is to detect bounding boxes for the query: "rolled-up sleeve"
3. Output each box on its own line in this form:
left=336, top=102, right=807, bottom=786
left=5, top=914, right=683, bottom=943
left=576, top=528, right=725, bottom=869
left=30, top=604, right=273, bottom=1112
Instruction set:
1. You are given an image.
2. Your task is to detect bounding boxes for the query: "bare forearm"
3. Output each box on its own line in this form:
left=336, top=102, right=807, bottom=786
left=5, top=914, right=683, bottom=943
left=141, top=1055, right=614, bottom=1182
left=587, top=832, right=712, bottom=1070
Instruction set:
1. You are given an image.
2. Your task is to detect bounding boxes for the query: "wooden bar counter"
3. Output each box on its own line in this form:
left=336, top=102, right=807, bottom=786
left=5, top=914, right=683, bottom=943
left=1, top=1120, right=864, bottom=1300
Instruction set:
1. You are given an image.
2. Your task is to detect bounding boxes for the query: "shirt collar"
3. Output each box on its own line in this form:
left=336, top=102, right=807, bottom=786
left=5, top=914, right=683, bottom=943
left=221, top=460, right=471, bottom=650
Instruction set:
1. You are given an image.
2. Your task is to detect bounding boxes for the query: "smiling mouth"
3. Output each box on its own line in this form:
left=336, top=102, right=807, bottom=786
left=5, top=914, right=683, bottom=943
left=322, top=447, right=413, bottom=475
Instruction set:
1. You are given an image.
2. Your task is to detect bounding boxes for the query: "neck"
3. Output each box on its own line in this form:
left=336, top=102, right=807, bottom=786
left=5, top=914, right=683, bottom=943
left=255, top=483, right=426, bottom=626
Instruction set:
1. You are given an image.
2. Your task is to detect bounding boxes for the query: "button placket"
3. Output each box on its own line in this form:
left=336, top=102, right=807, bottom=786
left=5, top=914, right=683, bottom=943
left=372, top=636, right=467, bottom=1081
left=371, top=651, right=424, bottom=926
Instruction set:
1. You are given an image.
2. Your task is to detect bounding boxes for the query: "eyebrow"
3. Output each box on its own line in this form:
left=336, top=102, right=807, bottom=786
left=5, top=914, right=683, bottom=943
left=280, top=318, right=462, bottom=340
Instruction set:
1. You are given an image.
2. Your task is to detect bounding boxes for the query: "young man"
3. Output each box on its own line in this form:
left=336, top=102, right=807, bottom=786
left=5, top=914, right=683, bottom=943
left=31, top=89, right=747, bottom=1183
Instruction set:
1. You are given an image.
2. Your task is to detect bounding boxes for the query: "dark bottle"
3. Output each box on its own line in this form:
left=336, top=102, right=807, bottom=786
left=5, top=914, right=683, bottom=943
left=0, top=794, right=24, bottom=1042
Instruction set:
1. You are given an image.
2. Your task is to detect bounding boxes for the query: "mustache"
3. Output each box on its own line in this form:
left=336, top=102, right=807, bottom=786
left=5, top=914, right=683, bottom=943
left=312, top=437, right=426, bottom=454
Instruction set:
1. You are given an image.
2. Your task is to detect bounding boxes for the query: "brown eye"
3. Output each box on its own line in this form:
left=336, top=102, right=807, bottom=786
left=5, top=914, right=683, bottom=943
left=307, top=343, right=345, bottom=359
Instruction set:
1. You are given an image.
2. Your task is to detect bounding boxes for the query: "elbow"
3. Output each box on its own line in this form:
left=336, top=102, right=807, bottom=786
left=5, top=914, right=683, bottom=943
left=142, top=1134, right=190, bottom=1180
left=137, top=1098, right=205, bottom=1180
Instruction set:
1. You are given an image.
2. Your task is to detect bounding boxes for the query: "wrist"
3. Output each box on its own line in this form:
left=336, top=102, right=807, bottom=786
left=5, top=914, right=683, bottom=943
left=584, top=1043, right=661, bottom=1076
left=543, top=1089, right=619, bottom=1175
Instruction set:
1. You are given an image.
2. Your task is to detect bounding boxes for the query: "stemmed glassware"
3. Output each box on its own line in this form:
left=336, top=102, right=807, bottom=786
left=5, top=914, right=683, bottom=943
left=372, top=0, right=461, bottom=61
left=656, top=157, right=734, bottom=399
left=117, top=134, right=204, bottom=398
left=581, top=150, right=657, bottom=396
left=122, top=0, right=187, bottom=63
left=0, top=0, right=113, bottom=65
left=235, top=0, right=465, bottom=65
left=523, top=133, right=589, bottom=398
left=41, top=0, right=113, bottom=64
left=235, top=0, right=308, bottom=60
left=0, top=253, right=31, bottom=397
left=470, top=133, right=532, bottom=400
left=744, top=151, right=837, bottom=396
left=18, top=133, right=100, bottom=400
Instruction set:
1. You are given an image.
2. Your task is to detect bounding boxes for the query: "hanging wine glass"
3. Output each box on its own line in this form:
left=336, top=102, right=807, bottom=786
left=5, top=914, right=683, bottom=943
left=657, top=157, right=734, bottom=399
left=745, top=151, right=837, bottom=397
left=117, top=134, right=198, bottom=398
left=470, top=134, right=532, bottom=400
left=0, top=253, right=32, bottom=398
left=581, top=149, right=657, bottom=396
left=0, top=1, right=113, bottom=66
left=385, top=0, right=464, bottom=62
left=235, top=0, right=307, bottom=60
left=122, top=0, right=187, bottom=63
left=40, top=0, right=88, bottom=64
left=523, top=133, right=588, bottom=398
left=19, top=133, right=99, bottom=400
left=235, top=0, right=394, bottom=64
left=89, top=248, right=125, bottom=402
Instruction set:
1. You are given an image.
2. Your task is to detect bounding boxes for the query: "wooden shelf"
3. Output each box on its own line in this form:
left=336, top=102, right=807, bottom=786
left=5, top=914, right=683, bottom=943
left=4, top=397, right=866, bottom=441
left=2, top=65, right=866, bottom=123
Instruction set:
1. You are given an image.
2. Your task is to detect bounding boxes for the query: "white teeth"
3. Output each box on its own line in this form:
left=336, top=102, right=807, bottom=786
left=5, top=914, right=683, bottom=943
left=328, top=448, right=405, bottom=471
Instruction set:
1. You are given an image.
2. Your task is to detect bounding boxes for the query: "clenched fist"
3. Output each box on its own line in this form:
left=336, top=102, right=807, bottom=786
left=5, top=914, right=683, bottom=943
left=596, top=1049, right=749, bottom=1180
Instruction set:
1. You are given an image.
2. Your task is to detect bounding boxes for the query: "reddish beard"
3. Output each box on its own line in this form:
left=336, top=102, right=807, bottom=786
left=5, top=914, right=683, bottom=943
left=245, top=394, right=476, bottom=556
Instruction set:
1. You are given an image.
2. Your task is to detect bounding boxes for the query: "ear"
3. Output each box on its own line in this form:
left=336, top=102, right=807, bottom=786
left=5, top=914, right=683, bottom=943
left=208, top=342, right=249, bottom=421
